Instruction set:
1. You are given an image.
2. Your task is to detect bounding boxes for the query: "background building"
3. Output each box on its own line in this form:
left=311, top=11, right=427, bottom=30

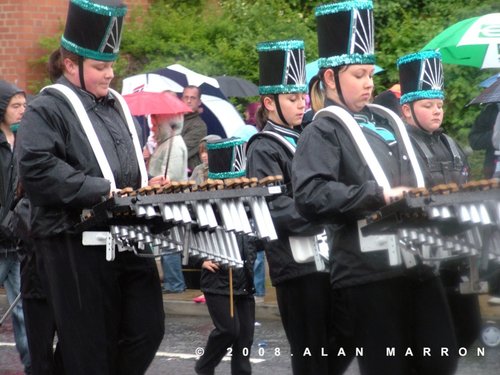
left=0, top=0, right=150, bottom=92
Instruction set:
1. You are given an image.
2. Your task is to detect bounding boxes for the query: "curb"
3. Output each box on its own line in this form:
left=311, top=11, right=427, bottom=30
left=1, top=294, right=281, bottom=322
left=164, top=299, right=281, bottom=321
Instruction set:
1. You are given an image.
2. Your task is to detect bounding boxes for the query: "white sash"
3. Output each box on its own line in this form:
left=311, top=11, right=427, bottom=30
left=313, top=105, right=423, bottom=267
left=43, top=84, right=148, bottom=190
left=258, top=130, right=328, bottom=270
left=314, top=105, right=425, bottom=189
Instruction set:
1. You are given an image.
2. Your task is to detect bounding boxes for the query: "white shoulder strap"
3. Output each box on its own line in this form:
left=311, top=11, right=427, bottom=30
left=313, top=105, right=391, bottom=190
left=261, top=130, right=296, bottom=154
left=43, top=84, right=117, bottom=191
left=108, top=88, right=148, bottom=188
left=367, top=103, right=425, bottom=188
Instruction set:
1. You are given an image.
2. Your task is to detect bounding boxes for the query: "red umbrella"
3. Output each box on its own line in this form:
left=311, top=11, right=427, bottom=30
left=122, top=91, right=192, bottom=116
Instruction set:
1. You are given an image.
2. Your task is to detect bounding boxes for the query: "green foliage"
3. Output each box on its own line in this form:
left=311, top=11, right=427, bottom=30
left=30, top=0, right=499, bottom=177
left=120, top=0, right=317, bottom=85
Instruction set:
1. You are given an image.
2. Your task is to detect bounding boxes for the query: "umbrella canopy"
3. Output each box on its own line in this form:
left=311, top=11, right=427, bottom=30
left=154, top=64, right=225, bottom=99
left=468, top=79, right=500, bottom=105
left=122, top=91, right=192, bottom=116
left=305, top=59, right=384, bottom=84
left=480, top=73, right=500, bottom=88
left=214, top=76, right=259, bottom=97
left=422, top=13, right=500, bottom=69
left=122, top=65, right=245, bottom=137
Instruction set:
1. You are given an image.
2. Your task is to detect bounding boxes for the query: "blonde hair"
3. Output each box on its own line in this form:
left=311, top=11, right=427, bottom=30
left=309, top=66, right=349, bottom=112
left=309, top=74, right=325, bottom=113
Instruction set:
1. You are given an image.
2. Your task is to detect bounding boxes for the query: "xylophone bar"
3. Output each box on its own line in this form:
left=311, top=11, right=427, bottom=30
left=362, top=180, right=500, bottom=237
left=359, top=180, right=500, bottom=276
left=80, top=176, right=284, bottom=266
left=78, top=178, right=282, bottom=238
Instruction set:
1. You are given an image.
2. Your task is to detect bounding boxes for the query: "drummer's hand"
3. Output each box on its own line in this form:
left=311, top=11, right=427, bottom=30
left=108, top=188, right=121, bottom=198
left=202, top=260, right=220, bottom=273
left=383, top=186, right=411, bottom=205
left=148, top=175, right=170, bottom=186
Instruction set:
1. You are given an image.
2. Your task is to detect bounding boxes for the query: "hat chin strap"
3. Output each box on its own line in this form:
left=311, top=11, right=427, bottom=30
left=273, top=94, right=289, bottom=127
left=333, top=68, right=347, bottom=108
left=78, top=56, right=86, bottom=92
left=409, top=103, right=427, bottom=132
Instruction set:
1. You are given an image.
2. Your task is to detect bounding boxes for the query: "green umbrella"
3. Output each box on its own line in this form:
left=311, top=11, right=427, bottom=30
left=422, top=13, right=500, bottom=69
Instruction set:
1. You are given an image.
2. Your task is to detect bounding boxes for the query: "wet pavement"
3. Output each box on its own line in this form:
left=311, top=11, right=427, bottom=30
left=2, top=306, right=500, bottom=374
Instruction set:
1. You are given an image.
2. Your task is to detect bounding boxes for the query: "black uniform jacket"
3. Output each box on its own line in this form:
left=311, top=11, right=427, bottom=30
left=292, top=100, right=418, bottom=288
left=246, top=121, right=324, bottom=286
left=0, top=130, right=18, bottom=250
left=16, top=77, right=141, bottom=238
left=406, top=125, right=468, bottom=186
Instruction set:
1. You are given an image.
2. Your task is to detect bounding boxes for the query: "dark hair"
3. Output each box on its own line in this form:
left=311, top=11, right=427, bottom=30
left=183, top=85, right=201, bottom=99
left=373, top=89, right=402, bottom=117
left=255, top=95, right=272, bottom=131
left=198, top=140, right=208, bottom=156
left=48, top=47, right=81, bottom=83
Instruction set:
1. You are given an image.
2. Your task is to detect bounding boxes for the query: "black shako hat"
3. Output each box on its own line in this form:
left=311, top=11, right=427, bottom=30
left=61, top=0, right=127, bottom=61
left=257, top=40, right=307, bottom=95
left=397, top=50, right=445, bottom=105
left=207, top=137, right=247, bottom=180
left=315, top=0, right=375, bottom=69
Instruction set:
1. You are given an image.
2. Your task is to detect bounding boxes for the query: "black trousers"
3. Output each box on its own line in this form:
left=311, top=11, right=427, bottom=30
left=36, top=234, right=165, bottom=375
left=276, top=272, right=352, bottom=375
left=446, top=292, right=482, bottom=348
left=331, top=275, right=459, bottom=375
left=23, top=298, right=64, bottom=375
left=195, top=293, right=255, bottom=375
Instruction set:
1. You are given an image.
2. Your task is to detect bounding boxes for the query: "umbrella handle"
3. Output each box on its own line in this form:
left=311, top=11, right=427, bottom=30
left=164, top=135, right=174, bottom=179
left=0, top=293, right=21, bottom=326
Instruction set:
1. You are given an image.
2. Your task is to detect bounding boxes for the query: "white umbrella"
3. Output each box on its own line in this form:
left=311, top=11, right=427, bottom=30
left=122, top=64, right=245, bottom=137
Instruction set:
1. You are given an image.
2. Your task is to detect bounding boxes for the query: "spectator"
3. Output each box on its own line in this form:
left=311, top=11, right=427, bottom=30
left=0, top=79, right=31, bottom=374
left=181, top=85, right=208, bottom=173
left=148, top=113, right=188, bottom=181
left=468, top=103, right=499, bottom=178
left=147, top=113, right=188, bottom=294
left=373, top=83, right=402, bottom=117
left=244, top=102, right=259, bottom=126
left=190, top=134, right=221, bottom=186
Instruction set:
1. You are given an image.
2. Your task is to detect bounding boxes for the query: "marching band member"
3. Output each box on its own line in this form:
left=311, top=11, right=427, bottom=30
left=397, top=50, right=481, bottom=349
left=16, top=1, right=164, bottom=373
left=246, top=40, right=345, bottom=374
left=292, top=2, right=458, bottom=374
left=193, top=138, right=258, bottom=375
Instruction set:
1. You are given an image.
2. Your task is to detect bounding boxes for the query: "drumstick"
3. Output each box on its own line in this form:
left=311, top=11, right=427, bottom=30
left=229, top=267, right=234, bottom=318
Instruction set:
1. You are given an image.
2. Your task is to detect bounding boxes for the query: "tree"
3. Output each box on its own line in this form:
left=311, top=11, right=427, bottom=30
left=31, top=0, right=498, bottom=177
